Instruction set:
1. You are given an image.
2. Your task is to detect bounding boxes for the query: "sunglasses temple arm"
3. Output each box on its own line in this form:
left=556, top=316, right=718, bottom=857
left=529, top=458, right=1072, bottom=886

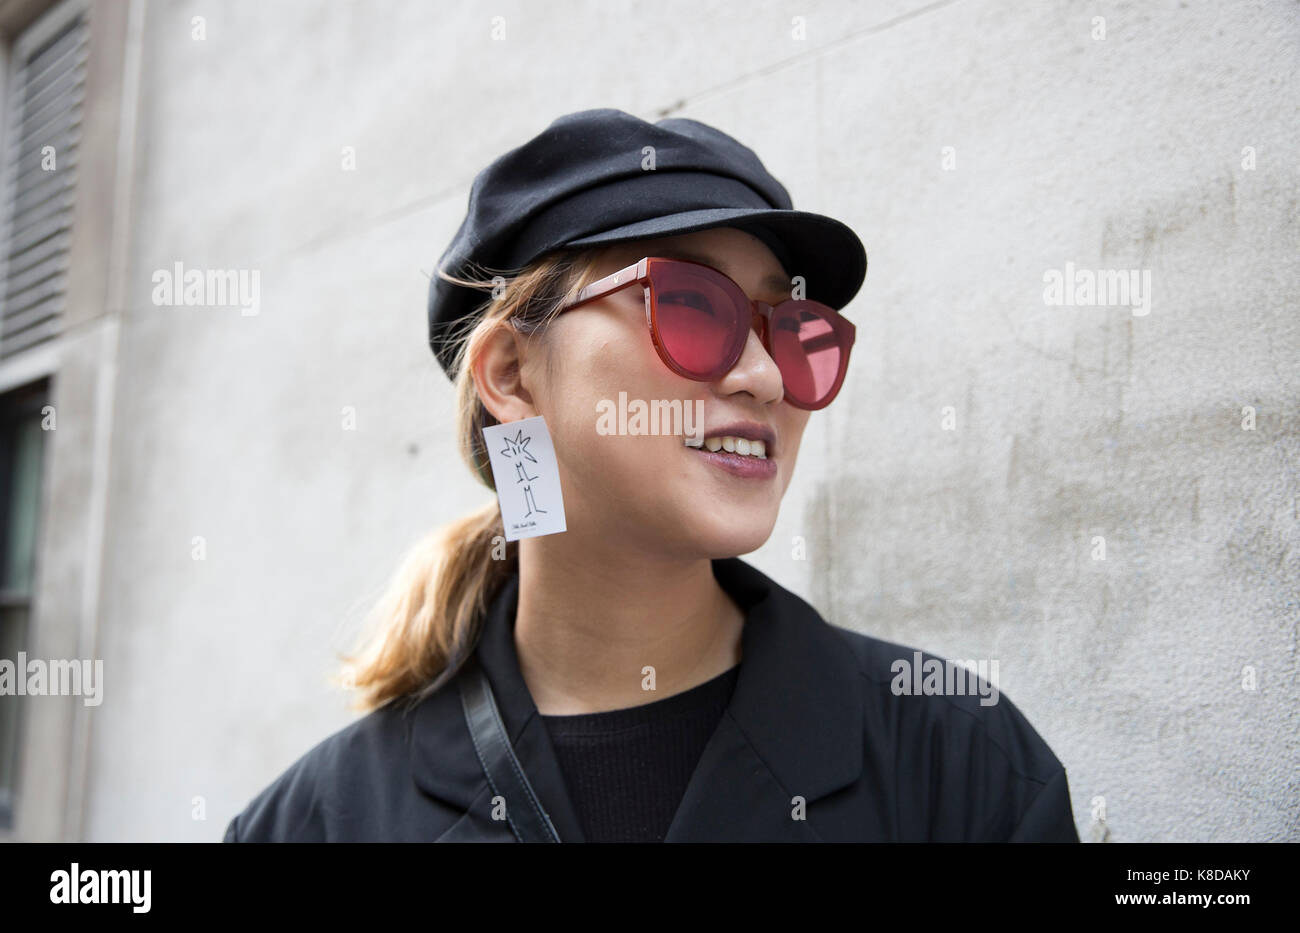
left=571, top=258, right=649, bottom=305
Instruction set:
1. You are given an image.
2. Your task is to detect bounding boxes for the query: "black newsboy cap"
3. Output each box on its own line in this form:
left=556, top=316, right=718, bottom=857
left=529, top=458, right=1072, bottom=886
left=426, top=107, right=867, bottom=379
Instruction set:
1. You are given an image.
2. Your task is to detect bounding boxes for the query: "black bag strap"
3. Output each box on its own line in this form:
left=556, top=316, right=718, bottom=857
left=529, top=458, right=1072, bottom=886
left=458, top=660, right=561, bottom=843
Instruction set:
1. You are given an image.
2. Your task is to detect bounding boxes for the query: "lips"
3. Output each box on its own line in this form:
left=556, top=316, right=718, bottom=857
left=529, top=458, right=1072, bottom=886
left=686, top=443, right=779, bottom=480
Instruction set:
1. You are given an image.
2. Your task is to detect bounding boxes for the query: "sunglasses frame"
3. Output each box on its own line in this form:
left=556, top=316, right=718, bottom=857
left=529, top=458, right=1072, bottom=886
left=556, top=256, right=856, bottom=410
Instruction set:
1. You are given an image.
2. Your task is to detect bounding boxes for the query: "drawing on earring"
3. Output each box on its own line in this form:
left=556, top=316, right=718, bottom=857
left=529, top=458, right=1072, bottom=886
left=482, top=415, right=567, bottom=540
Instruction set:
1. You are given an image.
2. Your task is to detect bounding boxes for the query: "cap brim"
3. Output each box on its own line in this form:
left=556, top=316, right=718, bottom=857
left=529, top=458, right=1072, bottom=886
left=562, top=207, right=868, bottom=312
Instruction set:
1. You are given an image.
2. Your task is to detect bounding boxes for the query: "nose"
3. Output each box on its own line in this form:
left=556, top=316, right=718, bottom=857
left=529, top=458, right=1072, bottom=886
left=713, top=300, right=783, bottom=405
left=751, top=301, right=772, bottom=342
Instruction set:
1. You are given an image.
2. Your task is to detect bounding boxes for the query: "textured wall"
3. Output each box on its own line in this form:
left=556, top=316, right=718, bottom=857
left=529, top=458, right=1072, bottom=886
left=73, top=0, right=1296, bottom=841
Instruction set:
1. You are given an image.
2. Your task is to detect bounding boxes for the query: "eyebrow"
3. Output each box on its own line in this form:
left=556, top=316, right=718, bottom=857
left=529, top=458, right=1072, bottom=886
left=647, top=247, right=791, bottom=298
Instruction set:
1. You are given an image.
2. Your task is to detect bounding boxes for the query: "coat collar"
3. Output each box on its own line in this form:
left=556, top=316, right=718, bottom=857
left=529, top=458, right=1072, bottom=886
left=412, top=557, right=863, bottom=842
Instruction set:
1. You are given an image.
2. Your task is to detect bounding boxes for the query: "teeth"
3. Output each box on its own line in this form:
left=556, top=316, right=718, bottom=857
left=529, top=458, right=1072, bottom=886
left=687, top=435, right=769, bottom=459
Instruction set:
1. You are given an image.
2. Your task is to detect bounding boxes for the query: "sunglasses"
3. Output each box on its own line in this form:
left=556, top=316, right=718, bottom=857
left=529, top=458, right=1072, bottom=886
left=556, top=256, right=856, bottom=410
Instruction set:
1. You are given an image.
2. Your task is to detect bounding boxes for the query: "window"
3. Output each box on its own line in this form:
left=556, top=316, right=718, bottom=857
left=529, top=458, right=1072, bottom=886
left=0, top=0, right=106, bottom=839
left=0, top=379, right=48, bottom=828
left=0, top=0, right=89, bottom=358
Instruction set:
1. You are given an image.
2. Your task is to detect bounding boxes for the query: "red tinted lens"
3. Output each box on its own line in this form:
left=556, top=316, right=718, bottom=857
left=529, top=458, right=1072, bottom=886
left=650, top=263, right=747, bottom=378
left=770, top=303, right=847, bottom=406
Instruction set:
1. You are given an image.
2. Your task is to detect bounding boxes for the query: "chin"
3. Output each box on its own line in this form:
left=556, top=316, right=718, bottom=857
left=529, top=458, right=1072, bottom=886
left=678, top=517, right=776, bottom=560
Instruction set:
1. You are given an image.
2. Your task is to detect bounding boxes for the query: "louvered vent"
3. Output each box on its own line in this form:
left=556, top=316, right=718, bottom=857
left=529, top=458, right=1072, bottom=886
left=0, top=9, right=88, bottom=359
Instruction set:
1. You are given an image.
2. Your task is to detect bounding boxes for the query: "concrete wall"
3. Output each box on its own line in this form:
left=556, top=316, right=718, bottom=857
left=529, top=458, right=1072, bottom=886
left=17, top=0, right=1298, bottom=841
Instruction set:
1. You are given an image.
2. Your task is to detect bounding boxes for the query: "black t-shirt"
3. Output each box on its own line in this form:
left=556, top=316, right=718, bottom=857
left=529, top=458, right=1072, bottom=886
left=538, top=664, right=741, bottom=843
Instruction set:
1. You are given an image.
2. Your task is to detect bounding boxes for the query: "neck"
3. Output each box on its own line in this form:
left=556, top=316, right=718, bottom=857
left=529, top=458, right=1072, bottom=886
left=512, top=533, right=744, bottom=715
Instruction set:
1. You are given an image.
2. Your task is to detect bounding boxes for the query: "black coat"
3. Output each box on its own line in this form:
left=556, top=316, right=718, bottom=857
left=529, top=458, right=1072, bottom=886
left=224, top=557, right=1081, bottom=842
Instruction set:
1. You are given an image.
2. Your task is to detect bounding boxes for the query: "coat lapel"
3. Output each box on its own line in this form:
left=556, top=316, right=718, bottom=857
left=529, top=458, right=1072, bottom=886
left=663, top=558, right=863, bottom=841
left=414, top=557, right=862, bottom=842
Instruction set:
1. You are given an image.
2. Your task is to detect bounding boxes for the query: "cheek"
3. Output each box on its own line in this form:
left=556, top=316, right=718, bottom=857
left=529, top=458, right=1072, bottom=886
left=547, top=311, right=655, bottom=388
left=535, top=319, right=674, bottom=484
left=776, top=409, right=811, bottom=479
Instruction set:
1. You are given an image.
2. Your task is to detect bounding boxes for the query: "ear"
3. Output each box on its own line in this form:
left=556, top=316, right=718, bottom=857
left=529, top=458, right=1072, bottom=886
left=472, top=321, right=539, bottom=425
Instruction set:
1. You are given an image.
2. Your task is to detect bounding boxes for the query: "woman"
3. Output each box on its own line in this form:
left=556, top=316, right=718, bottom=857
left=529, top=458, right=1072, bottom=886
left=224, top=109, right=1080, bottom=843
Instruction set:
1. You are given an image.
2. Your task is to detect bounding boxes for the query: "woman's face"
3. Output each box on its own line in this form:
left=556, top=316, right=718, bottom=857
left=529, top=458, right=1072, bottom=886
left=517, top=226, right=813, bottom=559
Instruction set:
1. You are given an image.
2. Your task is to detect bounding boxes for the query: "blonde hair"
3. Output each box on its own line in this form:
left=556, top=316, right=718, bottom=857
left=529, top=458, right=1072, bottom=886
left=337, top=247, right=608, bottom=713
